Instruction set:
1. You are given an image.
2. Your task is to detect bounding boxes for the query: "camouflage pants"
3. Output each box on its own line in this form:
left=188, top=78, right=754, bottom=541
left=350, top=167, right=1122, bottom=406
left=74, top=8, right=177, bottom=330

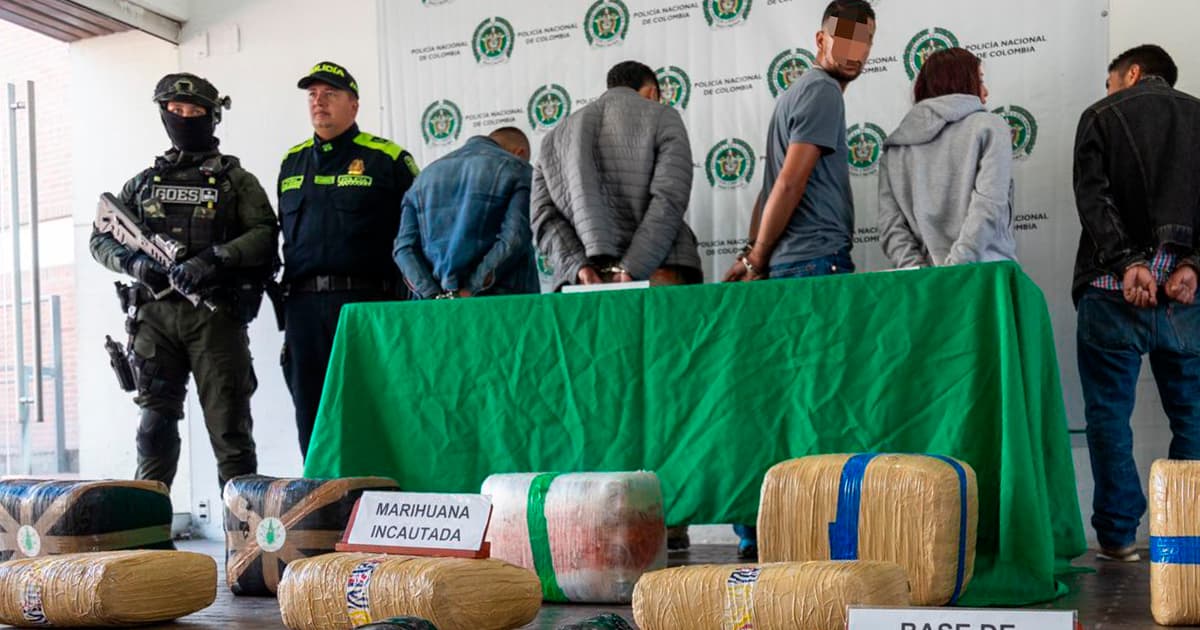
left=130, top=299, right=258, bottom=489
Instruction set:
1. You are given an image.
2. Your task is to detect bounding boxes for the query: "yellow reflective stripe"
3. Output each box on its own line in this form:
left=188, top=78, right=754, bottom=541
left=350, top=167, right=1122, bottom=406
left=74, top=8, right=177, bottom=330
left=280, top=176, right=304, bottom=192
left=283, top=138, right=314, bottom=162
left=353, top=132, right=402, bottom=161
left=402, top=154, right=420, bottom=177
left=337, top=175, right=373, bottom=187
left=314, top=175, right=335, bottom=185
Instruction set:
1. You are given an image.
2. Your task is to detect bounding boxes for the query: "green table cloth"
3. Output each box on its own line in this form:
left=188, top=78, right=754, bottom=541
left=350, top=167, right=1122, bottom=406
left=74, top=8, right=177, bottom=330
left=304, top=261, right=1086, bottom=606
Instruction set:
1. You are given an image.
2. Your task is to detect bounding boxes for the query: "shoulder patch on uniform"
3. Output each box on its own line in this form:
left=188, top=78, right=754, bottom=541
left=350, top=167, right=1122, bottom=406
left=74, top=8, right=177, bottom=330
left=353, top=132, right=403, bottom=161
left=402, top=153, right=420, bottom=177
left=283, top=138, right=314, bottom=161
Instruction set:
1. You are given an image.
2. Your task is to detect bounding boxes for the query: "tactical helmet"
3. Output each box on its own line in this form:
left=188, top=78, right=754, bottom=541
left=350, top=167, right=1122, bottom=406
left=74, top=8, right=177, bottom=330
left=152, top=73, right=232, bottom=121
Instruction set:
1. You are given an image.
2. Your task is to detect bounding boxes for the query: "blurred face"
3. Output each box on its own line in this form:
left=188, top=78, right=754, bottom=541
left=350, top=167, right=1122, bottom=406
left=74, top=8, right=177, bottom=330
left=979, top=67, right=989, bottom=104
left=1106, top=65, right=1140, bottom=96
left=816, top=16, right=876, bottom=83
left=166, top=101, right=207, bottom=118
left=308, top=82, right=359, bottom=139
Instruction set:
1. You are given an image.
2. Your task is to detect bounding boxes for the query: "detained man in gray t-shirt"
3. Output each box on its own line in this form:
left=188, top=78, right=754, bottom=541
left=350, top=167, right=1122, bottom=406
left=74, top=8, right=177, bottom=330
left=724, top=0, right=876, bottom=282
left=721, top=0, right=876, bottom=561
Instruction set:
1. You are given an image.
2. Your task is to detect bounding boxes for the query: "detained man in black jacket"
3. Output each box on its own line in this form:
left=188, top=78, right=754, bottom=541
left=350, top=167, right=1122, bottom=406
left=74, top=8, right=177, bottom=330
left=1072, top=45, right=1200, bottom=563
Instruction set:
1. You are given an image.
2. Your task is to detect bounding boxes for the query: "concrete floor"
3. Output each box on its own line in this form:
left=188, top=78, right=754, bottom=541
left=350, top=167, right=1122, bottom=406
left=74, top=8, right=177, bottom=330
left=49, top=541, right=1165, bottom=630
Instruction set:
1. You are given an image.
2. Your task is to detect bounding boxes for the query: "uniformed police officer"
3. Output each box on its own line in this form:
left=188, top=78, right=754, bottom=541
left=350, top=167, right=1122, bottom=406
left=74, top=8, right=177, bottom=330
left=279, top=62, right=419, bottom=459
left=90, top=73, right=278, bottom=489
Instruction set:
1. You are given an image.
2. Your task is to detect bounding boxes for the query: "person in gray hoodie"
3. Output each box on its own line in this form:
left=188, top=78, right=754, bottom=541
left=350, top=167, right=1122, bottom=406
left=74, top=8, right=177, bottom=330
left=878, top=47, right=1017, bottom=268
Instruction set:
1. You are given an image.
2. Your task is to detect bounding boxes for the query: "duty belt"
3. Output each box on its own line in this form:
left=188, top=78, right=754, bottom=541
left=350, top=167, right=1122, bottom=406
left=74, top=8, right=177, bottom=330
left=288, top=275, right=394, bottom=293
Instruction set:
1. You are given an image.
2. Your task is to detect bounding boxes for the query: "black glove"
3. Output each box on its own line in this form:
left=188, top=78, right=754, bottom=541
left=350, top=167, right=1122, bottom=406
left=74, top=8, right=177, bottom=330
left=121, top=252, right=168, bottom=288
left=169, top=248, right=221, bottom=294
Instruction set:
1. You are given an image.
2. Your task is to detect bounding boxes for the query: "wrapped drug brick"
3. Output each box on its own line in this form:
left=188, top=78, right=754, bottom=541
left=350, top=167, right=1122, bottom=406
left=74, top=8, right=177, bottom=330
left=632, top=561, right=910, bottom=630
left=224, top=475, right=398, bottom=595
left=277, top=552, right=541, bottom=630
left=0, top=550, right=216, bottom=627
left=758, top=453, right=977, bottom=605
left=0, top=480, right=173, bottom=561
left=558, top=613, right=635, bottom=629
left=1150, top=459, right=1200, bottom=625
left=482, top=472, right=666, bottom=603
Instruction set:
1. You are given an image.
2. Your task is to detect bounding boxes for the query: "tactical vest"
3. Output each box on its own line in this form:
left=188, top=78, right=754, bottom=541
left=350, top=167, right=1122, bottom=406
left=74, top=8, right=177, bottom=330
left=134, top=154, right=237, bottom=259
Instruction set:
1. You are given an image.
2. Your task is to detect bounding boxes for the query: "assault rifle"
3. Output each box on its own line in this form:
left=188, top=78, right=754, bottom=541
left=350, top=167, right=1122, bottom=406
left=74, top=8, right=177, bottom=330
left=93, top=192, right=216, bottom=311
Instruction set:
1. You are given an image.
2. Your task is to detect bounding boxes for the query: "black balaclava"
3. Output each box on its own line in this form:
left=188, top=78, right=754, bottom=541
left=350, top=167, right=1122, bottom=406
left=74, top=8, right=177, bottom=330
left=160, top=107, right=217, bottom=153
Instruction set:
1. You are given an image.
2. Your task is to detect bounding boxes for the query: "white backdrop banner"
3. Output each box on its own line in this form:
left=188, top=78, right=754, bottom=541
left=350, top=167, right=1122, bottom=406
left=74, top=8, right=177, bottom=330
left=379, top=0, right=1111, bottom=425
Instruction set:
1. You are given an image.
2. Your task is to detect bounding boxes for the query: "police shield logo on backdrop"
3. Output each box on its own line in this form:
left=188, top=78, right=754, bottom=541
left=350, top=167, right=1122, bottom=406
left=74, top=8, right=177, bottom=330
left=704, top=0, right=752, bottom=27
left=992, top=105, right=1039, bottom=159
left=706, top=139, right=756, bottom=189
left=767, top=48, right=816, bottom=98
left=528, top=85, right=572, bottom=132
left=585, top=0, right=630, bottom=47
left=473, top=17, right=515, bottom=64
left=656, top=66, right=692, bottom=110
left=847, top=123, right=888, bottom=176
left=421, top=100, right=463, bottom=146
left=904, top=27, right=959, bottom=80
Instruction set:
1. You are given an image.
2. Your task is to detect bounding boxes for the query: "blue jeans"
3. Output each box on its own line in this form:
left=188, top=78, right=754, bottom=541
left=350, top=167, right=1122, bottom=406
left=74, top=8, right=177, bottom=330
left=769, top=249, right=855, bottom=278
left=1077, top=287, right=1200, bottom=550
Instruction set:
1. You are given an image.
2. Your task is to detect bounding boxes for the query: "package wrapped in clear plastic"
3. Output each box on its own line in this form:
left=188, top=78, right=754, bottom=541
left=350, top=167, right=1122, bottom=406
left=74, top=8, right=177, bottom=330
left=482, top=471, right=666, bottom=603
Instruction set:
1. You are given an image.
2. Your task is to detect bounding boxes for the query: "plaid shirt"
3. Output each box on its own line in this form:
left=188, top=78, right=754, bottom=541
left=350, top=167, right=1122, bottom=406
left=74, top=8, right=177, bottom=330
left=1091, top=247, right=1178, bottom=290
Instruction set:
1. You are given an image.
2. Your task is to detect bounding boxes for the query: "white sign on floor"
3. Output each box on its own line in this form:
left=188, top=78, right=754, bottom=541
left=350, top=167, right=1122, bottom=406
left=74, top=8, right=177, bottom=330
left=847, top=608, right=1077, bottom=630
left=343, top=491, right=492, bottom=555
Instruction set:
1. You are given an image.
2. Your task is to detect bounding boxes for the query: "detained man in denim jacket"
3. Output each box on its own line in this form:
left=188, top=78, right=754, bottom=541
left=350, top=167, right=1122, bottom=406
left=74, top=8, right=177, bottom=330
left=1073, top=45, right=1200, bottom=563
left=394, top=127, right=539, bottom=298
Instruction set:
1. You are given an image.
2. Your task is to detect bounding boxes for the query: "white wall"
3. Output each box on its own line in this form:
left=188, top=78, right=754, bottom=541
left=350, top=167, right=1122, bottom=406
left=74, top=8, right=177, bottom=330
left=1111, top=0, right=1200, bottom=94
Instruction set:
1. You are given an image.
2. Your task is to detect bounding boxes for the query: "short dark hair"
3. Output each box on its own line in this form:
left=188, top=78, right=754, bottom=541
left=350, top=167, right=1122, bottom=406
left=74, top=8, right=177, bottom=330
left=607, top=61, right=659, bottom=92
left=822, top=0, right=876, bottom=25
left=914, top=48, right=983, bottom=102
left=1109, top=44, right=1177, bottom=87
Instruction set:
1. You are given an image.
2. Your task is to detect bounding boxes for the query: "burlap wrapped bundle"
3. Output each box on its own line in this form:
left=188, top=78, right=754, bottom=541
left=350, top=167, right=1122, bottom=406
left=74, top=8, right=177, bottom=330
left=0, top=550, right=216, bottom=627
left=482, top=471, right=666, bottom=603
left=632, top=561, right=910, bottom=630
left=1150, top=459, right=1200, bottom=625
left=0, top=480, right=173, bottom=560
left=277, top=552, right=541, bottom=630
left=758, top=453, right=977, bottom=605
left=224, top=475, right=398, bottom=595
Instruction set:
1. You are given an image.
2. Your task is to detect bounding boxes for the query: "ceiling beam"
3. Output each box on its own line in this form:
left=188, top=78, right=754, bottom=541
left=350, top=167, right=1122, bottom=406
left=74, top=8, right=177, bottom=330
left=0, top=4, right=95, bottom=41
left=65, top=0, right=180, bottom=43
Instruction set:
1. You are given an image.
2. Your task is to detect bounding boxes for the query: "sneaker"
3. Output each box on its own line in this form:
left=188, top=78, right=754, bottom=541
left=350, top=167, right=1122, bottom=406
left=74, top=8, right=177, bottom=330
left=738, top=539, right=758, bottom=561
left=1097, top=545, right=1141, bottom=562
left=667, top=525, right=690, bottom=551
left=733, top=523, right=758, bottom=561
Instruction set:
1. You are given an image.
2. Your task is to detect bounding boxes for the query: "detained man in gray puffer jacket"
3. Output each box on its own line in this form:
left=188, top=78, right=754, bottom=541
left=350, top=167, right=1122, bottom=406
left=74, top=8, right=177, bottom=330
left=531, top=61, right=702, bottom=290
left=878, top=47, right=1017, bottom=268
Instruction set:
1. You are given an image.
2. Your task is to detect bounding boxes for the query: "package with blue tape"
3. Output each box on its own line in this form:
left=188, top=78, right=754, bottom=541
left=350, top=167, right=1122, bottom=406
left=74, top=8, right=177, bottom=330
left=759, top=453, right=978, bottom=605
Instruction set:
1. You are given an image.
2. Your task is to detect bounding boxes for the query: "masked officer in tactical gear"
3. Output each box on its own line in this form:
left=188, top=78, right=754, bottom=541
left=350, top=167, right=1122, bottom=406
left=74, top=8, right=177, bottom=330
left=279, top=61, right=419, bottom=460
left=89, top=73, right=278, bottom=490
